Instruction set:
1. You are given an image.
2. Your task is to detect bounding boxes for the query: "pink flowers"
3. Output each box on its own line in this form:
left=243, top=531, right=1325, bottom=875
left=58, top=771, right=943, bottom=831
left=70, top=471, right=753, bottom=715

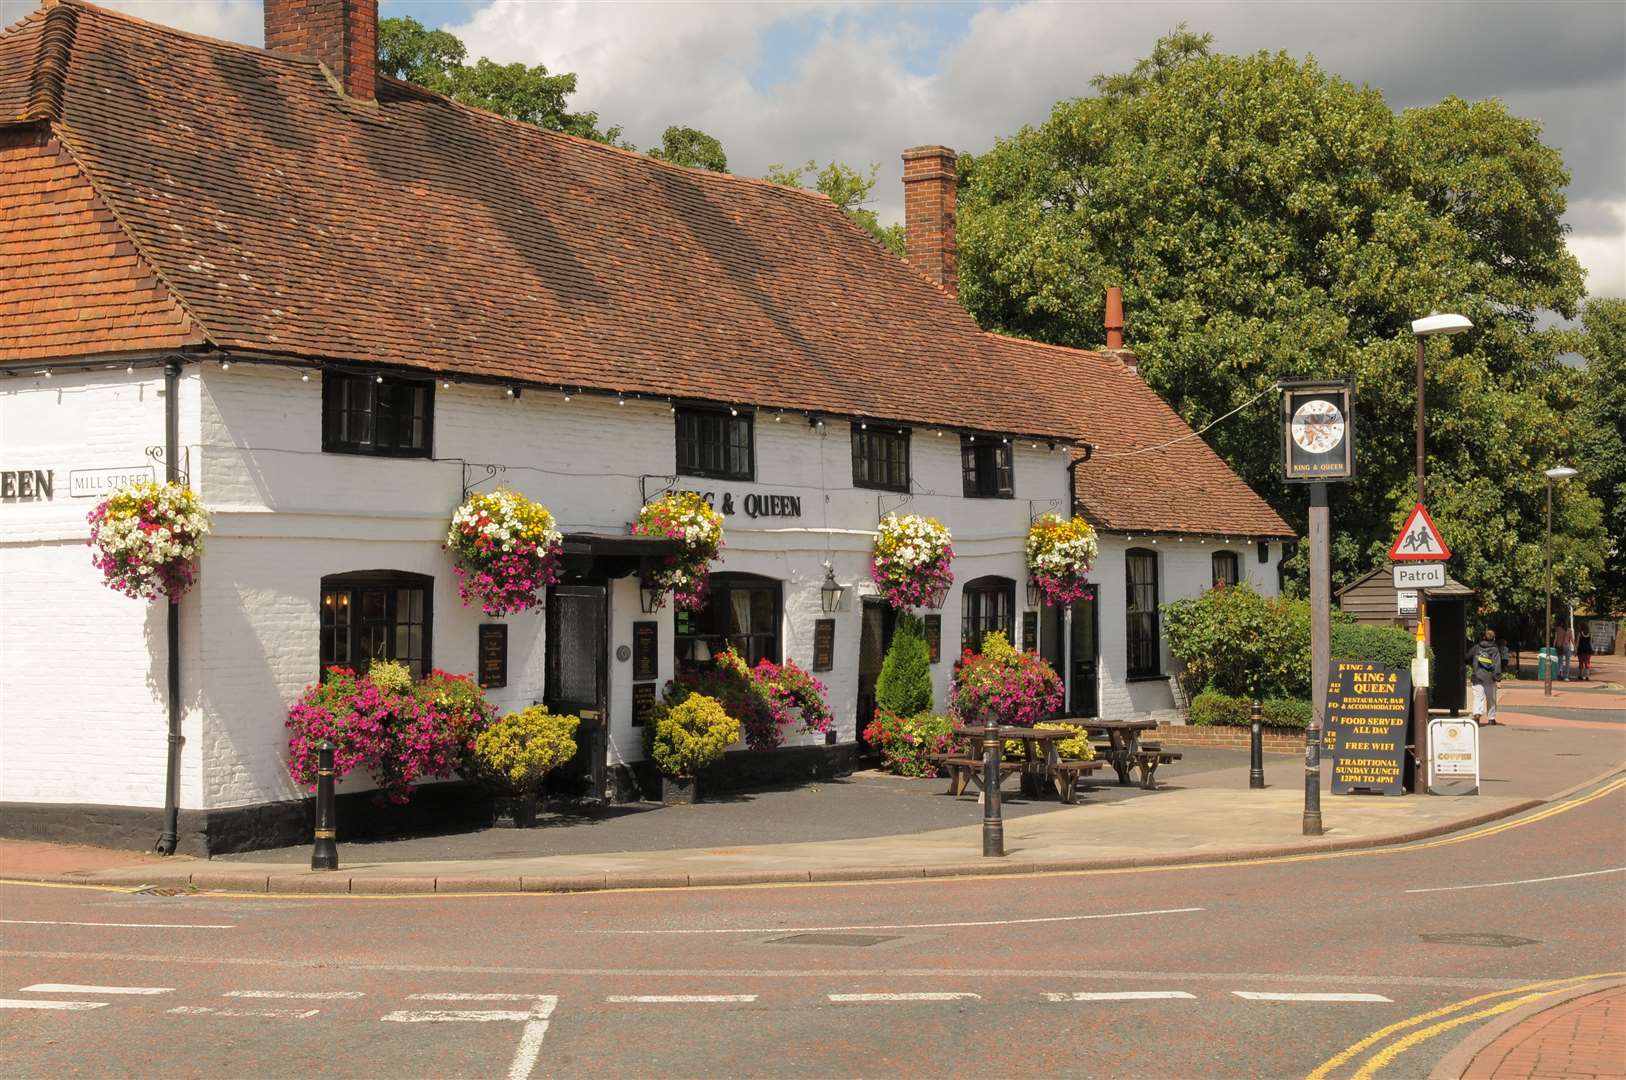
left=631, top=492, right=724, bottom=611
left=870, top=514, right=954, bottom=610
left=86, top=480, right=210, bottom=602
left=950, top=633, right=1064, bottom=728
left=445, top=490, right=562, bottom=616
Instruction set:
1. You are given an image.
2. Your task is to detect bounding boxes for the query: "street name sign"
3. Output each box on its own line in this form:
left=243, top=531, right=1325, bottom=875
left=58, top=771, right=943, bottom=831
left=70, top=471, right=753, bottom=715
left=1393, top=562, right=1446, bottom=589
left=1428, top=718, right=1479, bottom=795
left=1322, top=659, right=1412, bottom=796
left=1389, top=502, right=1451, bottom=561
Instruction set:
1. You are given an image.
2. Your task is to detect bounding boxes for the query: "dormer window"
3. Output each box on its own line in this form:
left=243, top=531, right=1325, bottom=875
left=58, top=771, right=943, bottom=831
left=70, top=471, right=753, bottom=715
left=961, top=435, right=1014, bottom=498
left=322, top=372, right=433, bottom=457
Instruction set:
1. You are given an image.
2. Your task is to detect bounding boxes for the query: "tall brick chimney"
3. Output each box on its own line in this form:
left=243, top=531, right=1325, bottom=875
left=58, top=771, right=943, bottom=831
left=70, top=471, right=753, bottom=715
left=901, top=145, right=957, bottom=297
left=1103, top=286, right=1139, bottom=372
left=264, top=0, right=378, bottom=101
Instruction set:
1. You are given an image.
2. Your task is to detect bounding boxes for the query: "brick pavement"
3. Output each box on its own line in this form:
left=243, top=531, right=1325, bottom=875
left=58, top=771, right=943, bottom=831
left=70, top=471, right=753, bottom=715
left=1460, top=984, right=1626, bottom=1080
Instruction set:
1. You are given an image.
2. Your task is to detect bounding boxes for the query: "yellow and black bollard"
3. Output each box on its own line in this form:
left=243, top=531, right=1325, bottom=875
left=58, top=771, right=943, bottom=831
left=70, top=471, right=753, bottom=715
left=981, top=723, right=1004, bottom=857
left=311, top=739, right=338, bottom=871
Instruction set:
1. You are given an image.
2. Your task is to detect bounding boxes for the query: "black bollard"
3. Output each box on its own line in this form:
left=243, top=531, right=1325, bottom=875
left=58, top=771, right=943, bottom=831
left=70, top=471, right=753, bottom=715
left=1249, top=699, right=1266, bottom=789
left=311, top=739, right=338, bottom=871
left=981, top=724, right=1004, bottom=857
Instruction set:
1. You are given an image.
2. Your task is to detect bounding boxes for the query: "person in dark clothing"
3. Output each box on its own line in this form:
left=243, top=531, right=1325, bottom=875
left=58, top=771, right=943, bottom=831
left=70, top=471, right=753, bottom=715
left=1468, top=629, right=1504, bottom=726
left=1577, top=629, right=1593, bottom=680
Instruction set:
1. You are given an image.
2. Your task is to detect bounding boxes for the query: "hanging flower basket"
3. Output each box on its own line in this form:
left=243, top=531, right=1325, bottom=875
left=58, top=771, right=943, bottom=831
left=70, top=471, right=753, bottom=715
left=631, top=491, right=724, bottom=611
left=445, top=488, right=562, bottom=615
left=871, top=513, right=954, bottom=610
left=1025, top=512, right=1098, bottom=606
left=86, top=480, right=210, bottom=602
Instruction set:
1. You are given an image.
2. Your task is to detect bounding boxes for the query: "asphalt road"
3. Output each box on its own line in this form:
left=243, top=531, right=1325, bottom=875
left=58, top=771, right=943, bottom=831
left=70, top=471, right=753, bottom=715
left=3, top=777, right=1623, bottom=1080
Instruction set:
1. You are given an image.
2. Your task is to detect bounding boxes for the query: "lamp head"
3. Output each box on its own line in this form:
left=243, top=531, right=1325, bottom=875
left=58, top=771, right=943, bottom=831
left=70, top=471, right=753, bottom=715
left=1544, top=466, right=1579, bottom=481
left=1411, top=313, right=1473, bottom=337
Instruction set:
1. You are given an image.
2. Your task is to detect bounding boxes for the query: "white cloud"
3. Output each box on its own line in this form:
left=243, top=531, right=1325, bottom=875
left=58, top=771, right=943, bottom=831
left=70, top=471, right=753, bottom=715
left=1567, top=201, right=1626, bottom=301
left=81, top=0, right=262, bottom=46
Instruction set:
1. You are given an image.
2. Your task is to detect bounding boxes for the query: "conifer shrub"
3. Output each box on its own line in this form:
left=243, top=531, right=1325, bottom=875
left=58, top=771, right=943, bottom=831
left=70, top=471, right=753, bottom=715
left=875, top=613, right=934, bottom=717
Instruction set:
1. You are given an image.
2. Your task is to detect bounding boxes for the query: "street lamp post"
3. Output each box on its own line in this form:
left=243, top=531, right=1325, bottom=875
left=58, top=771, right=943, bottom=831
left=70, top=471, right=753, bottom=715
left=1543, top=466, right=1579, bottom=696
left=1407, top=313, right=1472, bottom=791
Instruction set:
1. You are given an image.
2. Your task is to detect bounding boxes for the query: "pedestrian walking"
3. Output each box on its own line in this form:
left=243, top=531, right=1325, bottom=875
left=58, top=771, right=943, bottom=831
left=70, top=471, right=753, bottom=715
left=1577, top=628, right=1593, bottom=681
left=1468, top=628, right=1504, bottom=726
left=1554, top=624, right=1574, bottom=681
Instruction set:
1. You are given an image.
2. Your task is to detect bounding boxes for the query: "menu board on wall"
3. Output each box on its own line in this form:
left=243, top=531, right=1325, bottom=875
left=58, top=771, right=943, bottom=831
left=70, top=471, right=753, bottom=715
left=478, top=623, right=507, bottom=689
left=633, top=621, right=659, bottom=681
left=631, top=682, right=657, bottom=727
left=1323, top=659, right=1411, bottom=796
left=813, top=618, right=835, bottom=672
left=923, top=615, right=941, bottom=664
left=1021, top=611, right=1038, bottom=653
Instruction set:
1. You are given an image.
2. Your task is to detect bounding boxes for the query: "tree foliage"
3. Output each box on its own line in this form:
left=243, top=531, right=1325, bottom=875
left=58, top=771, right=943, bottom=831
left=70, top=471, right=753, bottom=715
left=378, top=17, right=623, bottom=144
left=649, top=125, right=729, bottom=172
left=766, top=160, right=907, bottom=256
left=959, top=29, right=1605, bottom=618
left=1575, top=298, right=1626, bottom=614
left=875, top=613, right=934, bottom=717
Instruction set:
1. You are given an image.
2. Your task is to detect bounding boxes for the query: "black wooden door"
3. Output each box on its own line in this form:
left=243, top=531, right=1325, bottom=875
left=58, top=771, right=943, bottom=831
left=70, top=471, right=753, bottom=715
left=546, top=584, right=608, bottom=799
left=856, top=598, right=897, bottom=749
left=1070, top=588, right=1100, bottom=717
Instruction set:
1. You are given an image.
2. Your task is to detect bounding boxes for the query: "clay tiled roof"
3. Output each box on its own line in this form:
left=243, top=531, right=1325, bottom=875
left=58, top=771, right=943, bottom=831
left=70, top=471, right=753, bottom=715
left=0, top=0, right=1078, bottom=441
left=986, top=336, right=1294, bottom=538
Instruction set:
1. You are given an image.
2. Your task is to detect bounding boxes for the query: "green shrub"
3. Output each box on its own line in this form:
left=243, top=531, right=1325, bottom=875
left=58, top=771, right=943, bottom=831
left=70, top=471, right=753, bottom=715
left=1332, top=623, right=1431, bottom=671
left=473, top=705, right=579, bottom=795
left=1261, top=697, right=1313, bottom=729
left=1163, top=585, right=1310, bottom=699
left=876, top=613, right=934, bottom=717
left=1188, top=689, right=1251, bottom=726
left=646, top=693, right=740, bottom=778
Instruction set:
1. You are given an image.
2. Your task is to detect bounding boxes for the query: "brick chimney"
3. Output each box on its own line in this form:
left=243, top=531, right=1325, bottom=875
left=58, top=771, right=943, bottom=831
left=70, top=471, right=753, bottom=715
left=901, top=145, right=957, bottom=297
left=1103, top=286, right=1139, bottom=372
left=264, top=0, right=377, bottom=101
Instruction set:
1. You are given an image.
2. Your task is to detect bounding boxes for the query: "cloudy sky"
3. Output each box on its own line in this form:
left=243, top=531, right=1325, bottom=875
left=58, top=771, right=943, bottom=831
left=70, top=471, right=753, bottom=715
left=27, top=0, right=1625, bottom=299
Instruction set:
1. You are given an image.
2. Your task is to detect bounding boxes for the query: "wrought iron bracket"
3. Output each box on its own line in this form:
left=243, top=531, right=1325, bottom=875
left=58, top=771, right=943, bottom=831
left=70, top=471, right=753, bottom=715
left=1028, top=499, right=1060, bottom=523
left=640, top=474, right=677, bottom=506
left=877, top=492, right=913, bottom=520
left=145, top=444, right=190, bottom=485
left=460, top=462, right=506, bottom=501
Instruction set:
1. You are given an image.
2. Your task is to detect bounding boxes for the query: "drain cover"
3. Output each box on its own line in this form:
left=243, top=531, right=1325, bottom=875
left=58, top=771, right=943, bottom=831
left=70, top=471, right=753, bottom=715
left=767, top=933, right=898, bottom=947
left=131, top=885, right=189, bottom=897
left=1420, top=932, right=1540, bottom=948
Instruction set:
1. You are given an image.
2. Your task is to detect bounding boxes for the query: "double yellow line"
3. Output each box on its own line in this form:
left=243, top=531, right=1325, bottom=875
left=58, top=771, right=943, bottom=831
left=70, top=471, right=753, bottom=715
left=1307, top=971, right=1623, bottom=1080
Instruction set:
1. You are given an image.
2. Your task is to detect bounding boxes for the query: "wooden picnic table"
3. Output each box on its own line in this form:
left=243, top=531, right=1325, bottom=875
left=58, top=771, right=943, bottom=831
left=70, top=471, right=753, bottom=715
left=1057, top=716, right=1179, bottom=789
left=941, top=725, right=1108, bottom=804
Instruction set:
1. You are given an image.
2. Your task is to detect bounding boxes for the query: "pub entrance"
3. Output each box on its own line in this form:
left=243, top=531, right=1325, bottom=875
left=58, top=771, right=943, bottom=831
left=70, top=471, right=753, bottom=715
left=545, top=583, right=608, bottom=800
left=1039, top=585, right=1099, bottom=717
left=856, top=597, right=896, bottom=752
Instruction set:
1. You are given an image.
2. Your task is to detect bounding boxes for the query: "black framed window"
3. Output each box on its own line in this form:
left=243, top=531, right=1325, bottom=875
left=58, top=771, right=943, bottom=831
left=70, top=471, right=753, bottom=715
left=851, top=424, right=911, bottom=491
left=961, top=435, right=1014, bottom=498
left=321, top=373, right=433, bottom=457
left=961, top=575, right=1016, bottom=654
left=1211, top=550, right=1240, bottom=588
left=675, top=407, right=753, bottom=481
left=674, top=572, right=781, bottom=672
left=1126, top=548, right=1161, bottom=677
left=319, top=571, right=432, bottom=679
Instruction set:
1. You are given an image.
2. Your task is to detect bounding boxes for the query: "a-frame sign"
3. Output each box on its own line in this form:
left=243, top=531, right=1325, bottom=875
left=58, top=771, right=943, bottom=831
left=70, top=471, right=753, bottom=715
left=1389, top=502, right=1451, bottom=562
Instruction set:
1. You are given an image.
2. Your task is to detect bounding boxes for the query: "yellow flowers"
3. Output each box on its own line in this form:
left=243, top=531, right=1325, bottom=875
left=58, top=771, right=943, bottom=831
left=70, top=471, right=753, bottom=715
left=472, top=705, right=579, bottom=794
left=647, top=693, right=740, bottom=778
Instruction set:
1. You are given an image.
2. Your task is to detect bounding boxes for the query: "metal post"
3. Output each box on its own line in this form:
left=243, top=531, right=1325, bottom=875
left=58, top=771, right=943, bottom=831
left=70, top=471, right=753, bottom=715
left=1305, top=483, right=1328, bottom=836
left=1249, top=698, right=1265, bottom=789
left=156, top=359, right=184, bottom=856
left=1409, top=333, right=1430, bottom=792
left=311, top=740, right=338, bottom=871
left=1544, top=478, right=1554, bottom=697
left=981, top=724, right=1004, bottom=857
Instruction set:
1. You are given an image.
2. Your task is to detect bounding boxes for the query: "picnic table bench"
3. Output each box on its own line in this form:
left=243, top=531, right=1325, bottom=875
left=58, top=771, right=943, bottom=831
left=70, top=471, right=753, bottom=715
left=1062, top=716, right=1182, bottom=790
left=935, top=726, right=1111, bottom=805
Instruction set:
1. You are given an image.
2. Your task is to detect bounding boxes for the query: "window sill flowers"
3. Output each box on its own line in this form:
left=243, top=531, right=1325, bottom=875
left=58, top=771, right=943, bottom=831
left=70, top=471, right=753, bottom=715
left=446, top=488, right=562, bottom=615
left=871, top=512, right=954, bottom=610
left=1026, top=512, right=1098, bottom=607
left=86, top=479, right=211, bottom=602
left=632, top=491, right=724, bottom=611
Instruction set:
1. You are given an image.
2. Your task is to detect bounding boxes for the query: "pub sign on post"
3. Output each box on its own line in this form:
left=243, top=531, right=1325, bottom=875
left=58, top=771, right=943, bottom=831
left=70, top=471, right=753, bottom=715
left=1279, top=378, right=1356, bottom=483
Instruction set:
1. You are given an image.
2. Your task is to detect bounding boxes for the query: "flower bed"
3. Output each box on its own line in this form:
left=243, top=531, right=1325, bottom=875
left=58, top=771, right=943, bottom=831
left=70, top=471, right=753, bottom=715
left=950, top=632, right=1063, bottom=728
left=870, top=513, right=954, bottom=609
left=86, top=480, right=210, bottom=601
left=445, top=488, right=562, bottom=615
left=668, top=649, right=834, bottom=751
left=1025, top=512, right=1098, bottom=606
left=863, top=711, right=954, bottom=777
left=632, top=492, right=724, bottom=610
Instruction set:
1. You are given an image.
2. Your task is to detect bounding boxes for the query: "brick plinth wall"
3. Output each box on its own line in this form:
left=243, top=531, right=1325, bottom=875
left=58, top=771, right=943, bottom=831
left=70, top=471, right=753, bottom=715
left=1153, top=722, right=1306, bottom=754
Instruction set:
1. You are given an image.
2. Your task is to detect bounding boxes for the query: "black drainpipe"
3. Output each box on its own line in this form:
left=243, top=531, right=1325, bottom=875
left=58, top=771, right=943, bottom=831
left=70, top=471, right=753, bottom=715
left=156, top=359, right=183, bottom=855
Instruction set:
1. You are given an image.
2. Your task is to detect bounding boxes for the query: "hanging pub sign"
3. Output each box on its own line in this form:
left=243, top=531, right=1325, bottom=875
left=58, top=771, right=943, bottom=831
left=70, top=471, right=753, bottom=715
left=477, top=623, right=508, bottom=689
left=1279, top=378, right=1356, bottom=483
left=1322, top=659, right=1411, bottom=795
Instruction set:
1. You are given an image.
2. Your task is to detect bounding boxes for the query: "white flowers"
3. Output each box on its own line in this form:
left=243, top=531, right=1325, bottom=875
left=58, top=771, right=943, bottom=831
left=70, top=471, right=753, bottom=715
left=87, top=480, right=211, bottom=601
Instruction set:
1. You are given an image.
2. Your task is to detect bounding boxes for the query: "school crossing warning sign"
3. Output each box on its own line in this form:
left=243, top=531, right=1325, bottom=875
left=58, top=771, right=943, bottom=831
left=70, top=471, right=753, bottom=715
left=1323, top=660, right=1412, bottom=796
left=1389, top=502, right=1451, bottom=562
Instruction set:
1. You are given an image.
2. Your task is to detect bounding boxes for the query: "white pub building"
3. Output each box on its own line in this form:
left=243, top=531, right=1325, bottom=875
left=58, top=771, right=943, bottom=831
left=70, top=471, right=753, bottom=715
left=0, top=0, right=1292, bottom=853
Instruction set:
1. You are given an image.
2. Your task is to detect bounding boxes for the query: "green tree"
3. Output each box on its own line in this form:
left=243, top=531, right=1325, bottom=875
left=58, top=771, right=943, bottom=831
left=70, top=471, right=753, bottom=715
left=765, top=160, right=907, bottom=256
left=874, top=613, right=933, bottom=716
left=958, top=29, right=1604, bottom=618
left=378, top=16, right=623, bottom=144
left=648, top=125, right=729, bottom=172
left=1575, top=298, right=1626, bottom=614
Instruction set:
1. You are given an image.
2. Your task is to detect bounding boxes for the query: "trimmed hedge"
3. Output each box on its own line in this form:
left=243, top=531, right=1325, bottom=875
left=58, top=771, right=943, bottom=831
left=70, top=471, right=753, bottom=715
left=1189, top=689, right=1312, bottom=730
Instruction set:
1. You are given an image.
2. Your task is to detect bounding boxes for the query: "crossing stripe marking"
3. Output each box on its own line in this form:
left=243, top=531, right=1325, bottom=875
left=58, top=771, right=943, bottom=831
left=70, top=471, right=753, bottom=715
left=224, top=990, right=363, bottom=999
left=20, top=983, right=172, bottom=995
left=1, top=920, right=233, bottom=929
left=168, top=1006, right=319, bottom=1019
left=828, top=992, right=980, bottom=1002
left=383, top=1009, right=532, bottom=1022
left=0, top=998, right=108, bottom=1010
left=1233, top=991, right=1392, bottom=1002
left=408, top=993, right=541, bottom=1001
left=1044, top=991, right=1197, bottom=1001
left=605, top=994, right=758, bottom=1003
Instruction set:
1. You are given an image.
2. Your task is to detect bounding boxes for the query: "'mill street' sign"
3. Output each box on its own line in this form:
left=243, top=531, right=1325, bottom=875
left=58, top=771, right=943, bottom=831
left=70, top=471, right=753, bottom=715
left=1322, top=659, right=1412, bottom=796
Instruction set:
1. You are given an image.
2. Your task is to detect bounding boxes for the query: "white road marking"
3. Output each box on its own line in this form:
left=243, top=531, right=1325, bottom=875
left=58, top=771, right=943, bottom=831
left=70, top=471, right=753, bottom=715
left=605, top=994, right=758, bottom=1003
left=508, top=999, right=556, bottom=1080
left=224, top=990, right=364, bottom=999
left=1044, top=991, right=1197, bottom=1002
left=1405, top=867, right=1626, bottom=893
left=384, top=996, right=557, bottom=1080
left=828, top=992, right=981, bottom=1002
left=383, top=1009, right=534, bottom=1022
left=168, top=1006, right=319, bottom=1019
left=0, top=998, right=108, bottom=1011
left=408, top=992, right=540, bottom=1001
left=1, top=920, right=233, bottom=930
left=20, top=983, right=173, bottom=995
left=601, top=906, right=1205, bottom=935
left=1232, top=992, right=1392, bottom=1002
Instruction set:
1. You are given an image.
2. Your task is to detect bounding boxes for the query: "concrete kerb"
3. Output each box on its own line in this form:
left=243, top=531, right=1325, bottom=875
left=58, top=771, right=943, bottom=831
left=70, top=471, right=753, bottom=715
left=1426, top=978, right=1626, bottom=1080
